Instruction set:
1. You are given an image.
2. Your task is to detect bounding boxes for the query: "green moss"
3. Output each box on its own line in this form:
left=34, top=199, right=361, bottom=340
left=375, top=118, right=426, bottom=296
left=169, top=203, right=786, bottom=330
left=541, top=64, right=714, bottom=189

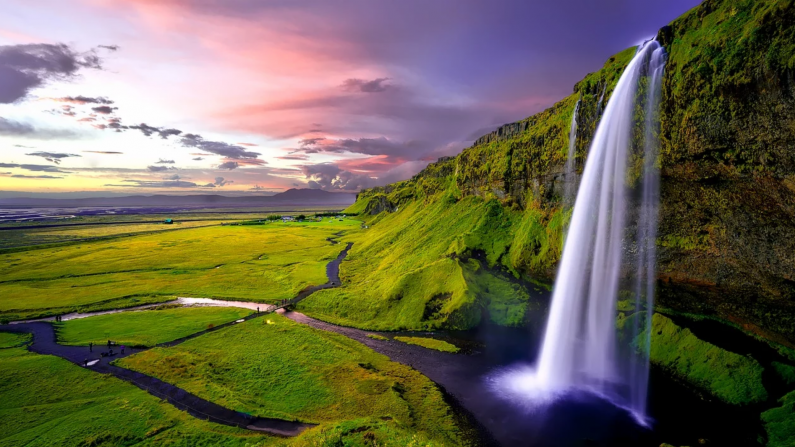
left=367, top=334, right=389, bottom=341
left=761, top=390, right=795, bottom=447
left=393, top=336, right=460, bottom=353
left=639, top=314, right=767, bottom=405
left=772, top=362, right=795, bottom=387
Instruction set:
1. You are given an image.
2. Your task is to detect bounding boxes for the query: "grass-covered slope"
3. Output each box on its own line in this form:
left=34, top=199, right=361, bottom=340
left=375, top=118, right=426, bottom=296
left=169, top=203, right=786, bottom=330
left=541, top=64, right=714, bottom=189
left=0, top=348, right=270, bottom=446
left=299, top=197, right=546, bottom=330
left=117, top=313, right=467, bottom=446
left=640, top=314, right=768, bottom=405
left=0, top=224, right=346, bottom=321
left=320, top=0, right=795, bottom=342
left=56, top=306, right=252, bottom=347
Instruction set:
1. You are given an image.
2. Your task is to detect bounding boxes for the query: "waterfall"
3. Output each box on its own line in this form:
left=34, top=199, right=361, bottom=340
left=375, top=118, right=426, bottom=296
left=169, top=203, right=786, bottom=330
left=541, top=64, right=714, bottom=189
left=564, top=99, right=580, bottom=204
left=596, top=83, right=607, bottom=116
left=491, top=40, right=666, bottom=426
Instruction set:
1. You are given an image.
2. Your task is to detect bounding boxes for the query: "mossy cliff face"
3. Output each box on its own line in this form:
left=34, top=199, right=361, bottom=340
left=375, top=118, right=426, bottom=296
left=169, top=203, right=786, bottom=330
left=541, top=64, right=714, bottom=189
left=348, top=0, right=795, bottom=343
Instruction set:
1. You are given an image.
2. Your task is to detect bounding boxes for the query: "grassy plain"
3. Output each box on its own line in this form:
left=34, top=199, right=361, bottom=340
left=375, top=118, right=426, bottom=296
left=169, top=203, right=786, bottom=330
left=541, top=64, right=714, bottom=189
left=117, top=313, right=466, bottom=445
left=393, top=336, right=459, bottom=353
left=0, top=347, right=271, bottom=447
left=0, top=222, right=353, bottom=321
left=0, top=331, right=30, bottom=348
left=0, top=221, right=228, bottom=250
left=56, top=306, right=252, bottom=347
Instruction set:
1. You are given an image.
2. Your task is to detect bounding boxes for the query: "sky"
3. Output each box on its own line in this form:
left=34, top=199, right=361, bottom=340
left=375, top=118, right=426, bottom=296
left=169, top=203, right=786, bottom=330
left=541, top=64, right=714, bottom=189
left=0, top=0, right=701, bottom=197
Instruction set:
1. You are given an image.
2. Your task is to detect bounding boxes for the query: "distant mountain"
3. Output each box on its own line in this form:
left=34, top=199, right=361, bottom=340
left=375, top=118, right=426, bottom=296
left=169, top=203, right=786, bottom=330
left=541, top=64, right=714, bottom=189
left=0, top=188, right=355, bottom=208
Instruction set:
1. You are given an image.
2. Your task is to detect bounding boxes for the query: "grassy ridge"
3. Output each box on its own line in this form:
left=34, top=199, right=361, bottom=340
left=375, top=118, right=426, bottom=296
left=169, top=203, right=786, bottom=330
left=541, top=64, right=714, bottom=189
left=298, top=197, right=546, bottom=331
left=56, top=306, right=253, bottom=347
left=639, top=313, right=767, bottom=405
left=117, top=313, right=466, bottom=445
left=0, top=224, right=347, bottom=321
left=0, top=348, right=271, bottom=446
left=393, top=336, right=459, bottom=353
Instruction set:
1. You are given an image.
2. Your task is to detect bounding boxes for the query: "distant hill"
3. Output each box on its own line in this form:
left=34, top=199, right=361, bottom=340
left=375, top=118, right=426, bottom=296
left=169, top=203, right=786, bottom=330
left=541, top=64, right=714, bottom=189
left=0, top=188, right=355, bottom=208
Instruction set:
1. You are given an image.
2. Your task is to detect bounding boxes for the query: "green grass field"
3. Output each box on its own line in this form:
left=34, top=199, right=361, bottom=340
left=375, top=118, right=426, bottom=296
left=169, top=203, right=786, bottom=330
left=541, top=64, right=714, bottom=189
left=0, top=347, right=271, bottom=446
left=117, top=313, right=466, bottom=445
left=393, top=336, right=459, bottom=353
left=56, top=306, right=253, bottom=347
left=0, top=332, right=30, bottom=348
left=0, top=223, right=352, bottom=321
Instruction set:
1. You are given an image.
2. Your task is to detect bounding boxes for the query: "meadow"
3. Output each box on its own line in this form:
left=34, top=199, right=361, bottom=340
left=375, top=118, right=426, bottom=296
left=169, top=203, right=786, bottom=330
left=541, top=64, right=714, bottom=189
left=0, top=346, right=271, bottom=446
left=56, top=306, right=252, bottom=347
left=117, top=312, right=467, bottom=445
left=0, top=220, right=358, bottom=321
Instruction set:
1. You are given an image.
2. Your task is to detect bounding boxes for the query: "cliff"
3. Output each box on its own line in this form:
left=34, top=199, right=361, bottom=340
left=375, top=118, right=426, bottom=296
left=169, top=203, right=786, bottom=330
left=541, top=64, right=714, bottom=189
left=316, top=0, right=795, bottom=344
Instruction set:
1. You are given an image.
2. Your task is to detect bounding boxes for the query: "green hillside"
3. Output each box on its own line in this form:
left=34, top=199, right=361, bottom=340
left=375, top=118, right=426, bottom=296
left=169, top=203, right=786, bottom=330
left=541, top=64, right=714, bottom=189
left=300, top=0, right=795, bottom=341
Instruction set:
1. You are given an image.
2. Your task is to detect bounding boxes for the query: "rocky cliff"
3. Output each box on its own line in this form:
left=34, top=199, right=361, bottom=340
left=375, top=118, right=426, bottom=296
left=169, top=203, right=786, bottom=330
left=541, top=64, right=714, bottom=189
left=348, top=0, right=795, bottom=343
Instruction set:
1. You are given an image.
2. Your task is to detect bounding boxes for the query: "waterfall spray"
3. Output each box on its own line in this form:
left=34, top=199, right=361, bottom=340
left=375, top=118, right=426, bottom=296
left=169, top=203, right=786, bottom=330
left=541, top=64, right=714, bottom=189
left=564, top=99, right=581, bottom=204
left=491, top=40, right=666, bottom=426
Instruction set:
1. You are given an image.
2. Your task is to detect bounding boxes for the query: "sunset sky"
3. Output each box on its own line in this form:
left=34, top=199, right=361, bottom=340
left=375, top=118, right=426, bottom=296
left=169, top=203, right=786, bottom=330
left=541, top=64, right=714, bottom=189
left=0, top=0, right=700, bottom=196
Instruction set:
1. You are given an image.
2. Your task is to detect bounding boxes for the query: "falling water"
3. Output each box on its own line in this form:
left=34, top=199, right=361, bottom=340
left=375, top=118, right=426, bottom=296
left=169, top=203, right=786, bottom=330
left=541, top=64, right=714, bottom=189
left=596, top=83, right=607, bottom=116
left=628, top=43, right=666, bottom=416
left=492, top=40, right=666, bottom=425
left=564, top=99, right=580, bottom=204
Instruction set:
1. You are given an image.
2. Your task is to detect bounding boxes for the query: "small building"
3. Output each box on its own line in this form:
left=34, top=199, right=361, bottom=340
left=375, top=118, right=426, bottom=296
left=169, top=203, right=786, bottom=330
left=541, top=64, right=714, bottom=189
left=164, top=219, right=174, bottom=224
left=281, top=216, right=294, bottom=222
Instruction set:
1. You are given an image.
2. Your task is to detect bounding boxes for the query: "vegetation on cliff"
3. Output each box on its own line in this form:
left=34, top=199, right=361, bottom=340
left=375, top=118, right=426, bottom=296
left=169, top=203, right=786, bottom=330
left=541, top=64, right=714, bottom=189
left=318, top=0, right=795, bottom=345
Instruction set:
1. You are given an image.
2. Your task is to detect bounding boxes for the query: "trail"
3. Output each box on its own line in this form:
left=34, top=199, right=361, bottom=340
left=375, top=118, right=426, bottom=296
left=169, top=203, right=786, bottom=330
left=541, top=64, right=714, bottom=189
left=0, top=235, right=353, bottom=437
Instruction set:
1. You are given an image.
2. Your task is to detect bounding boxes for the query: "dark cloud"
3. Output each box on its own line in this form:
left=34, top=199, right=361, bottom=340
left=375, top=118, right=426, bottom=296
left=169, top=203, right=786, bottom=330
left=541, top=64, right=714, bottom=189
left=180, top=134, right=261, bottom=159
left=342, top=77, right=391, bottom=93
left=13, top=144, right=34, bottom=148
left=2, top=173, right=63, bottom=179
left=299, top=137, right=325, bottom=147
left=156, top=159, right=175, bottom=164
left=277, top=154, right=310, bottom=161
left=192, top=157, right=204, bottom=161
left=127, top=123, right=181, bottom=139
left=217, top=161, right=239, bottom=170
left=201, top=176, right=233, bottom=188
left=147, top=165, right=175, bottom=172
left=300, top=163, right=377, bottom=191
left=91, top=105, right=117, bottom=114
left=0, top=162, right=70, bottom=173
left=99, top=45, right=119, bottom=51
left=163, top=174, right=182, bottom=180
left=106, top=180, right=198, bottom=188
left=25, top=151, right=81, bottom=164
left=83, top=151, right=123, bottom=154
left=51, top=95, right=113, bottom=105
left=0, top=43, right=102, bottom=104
